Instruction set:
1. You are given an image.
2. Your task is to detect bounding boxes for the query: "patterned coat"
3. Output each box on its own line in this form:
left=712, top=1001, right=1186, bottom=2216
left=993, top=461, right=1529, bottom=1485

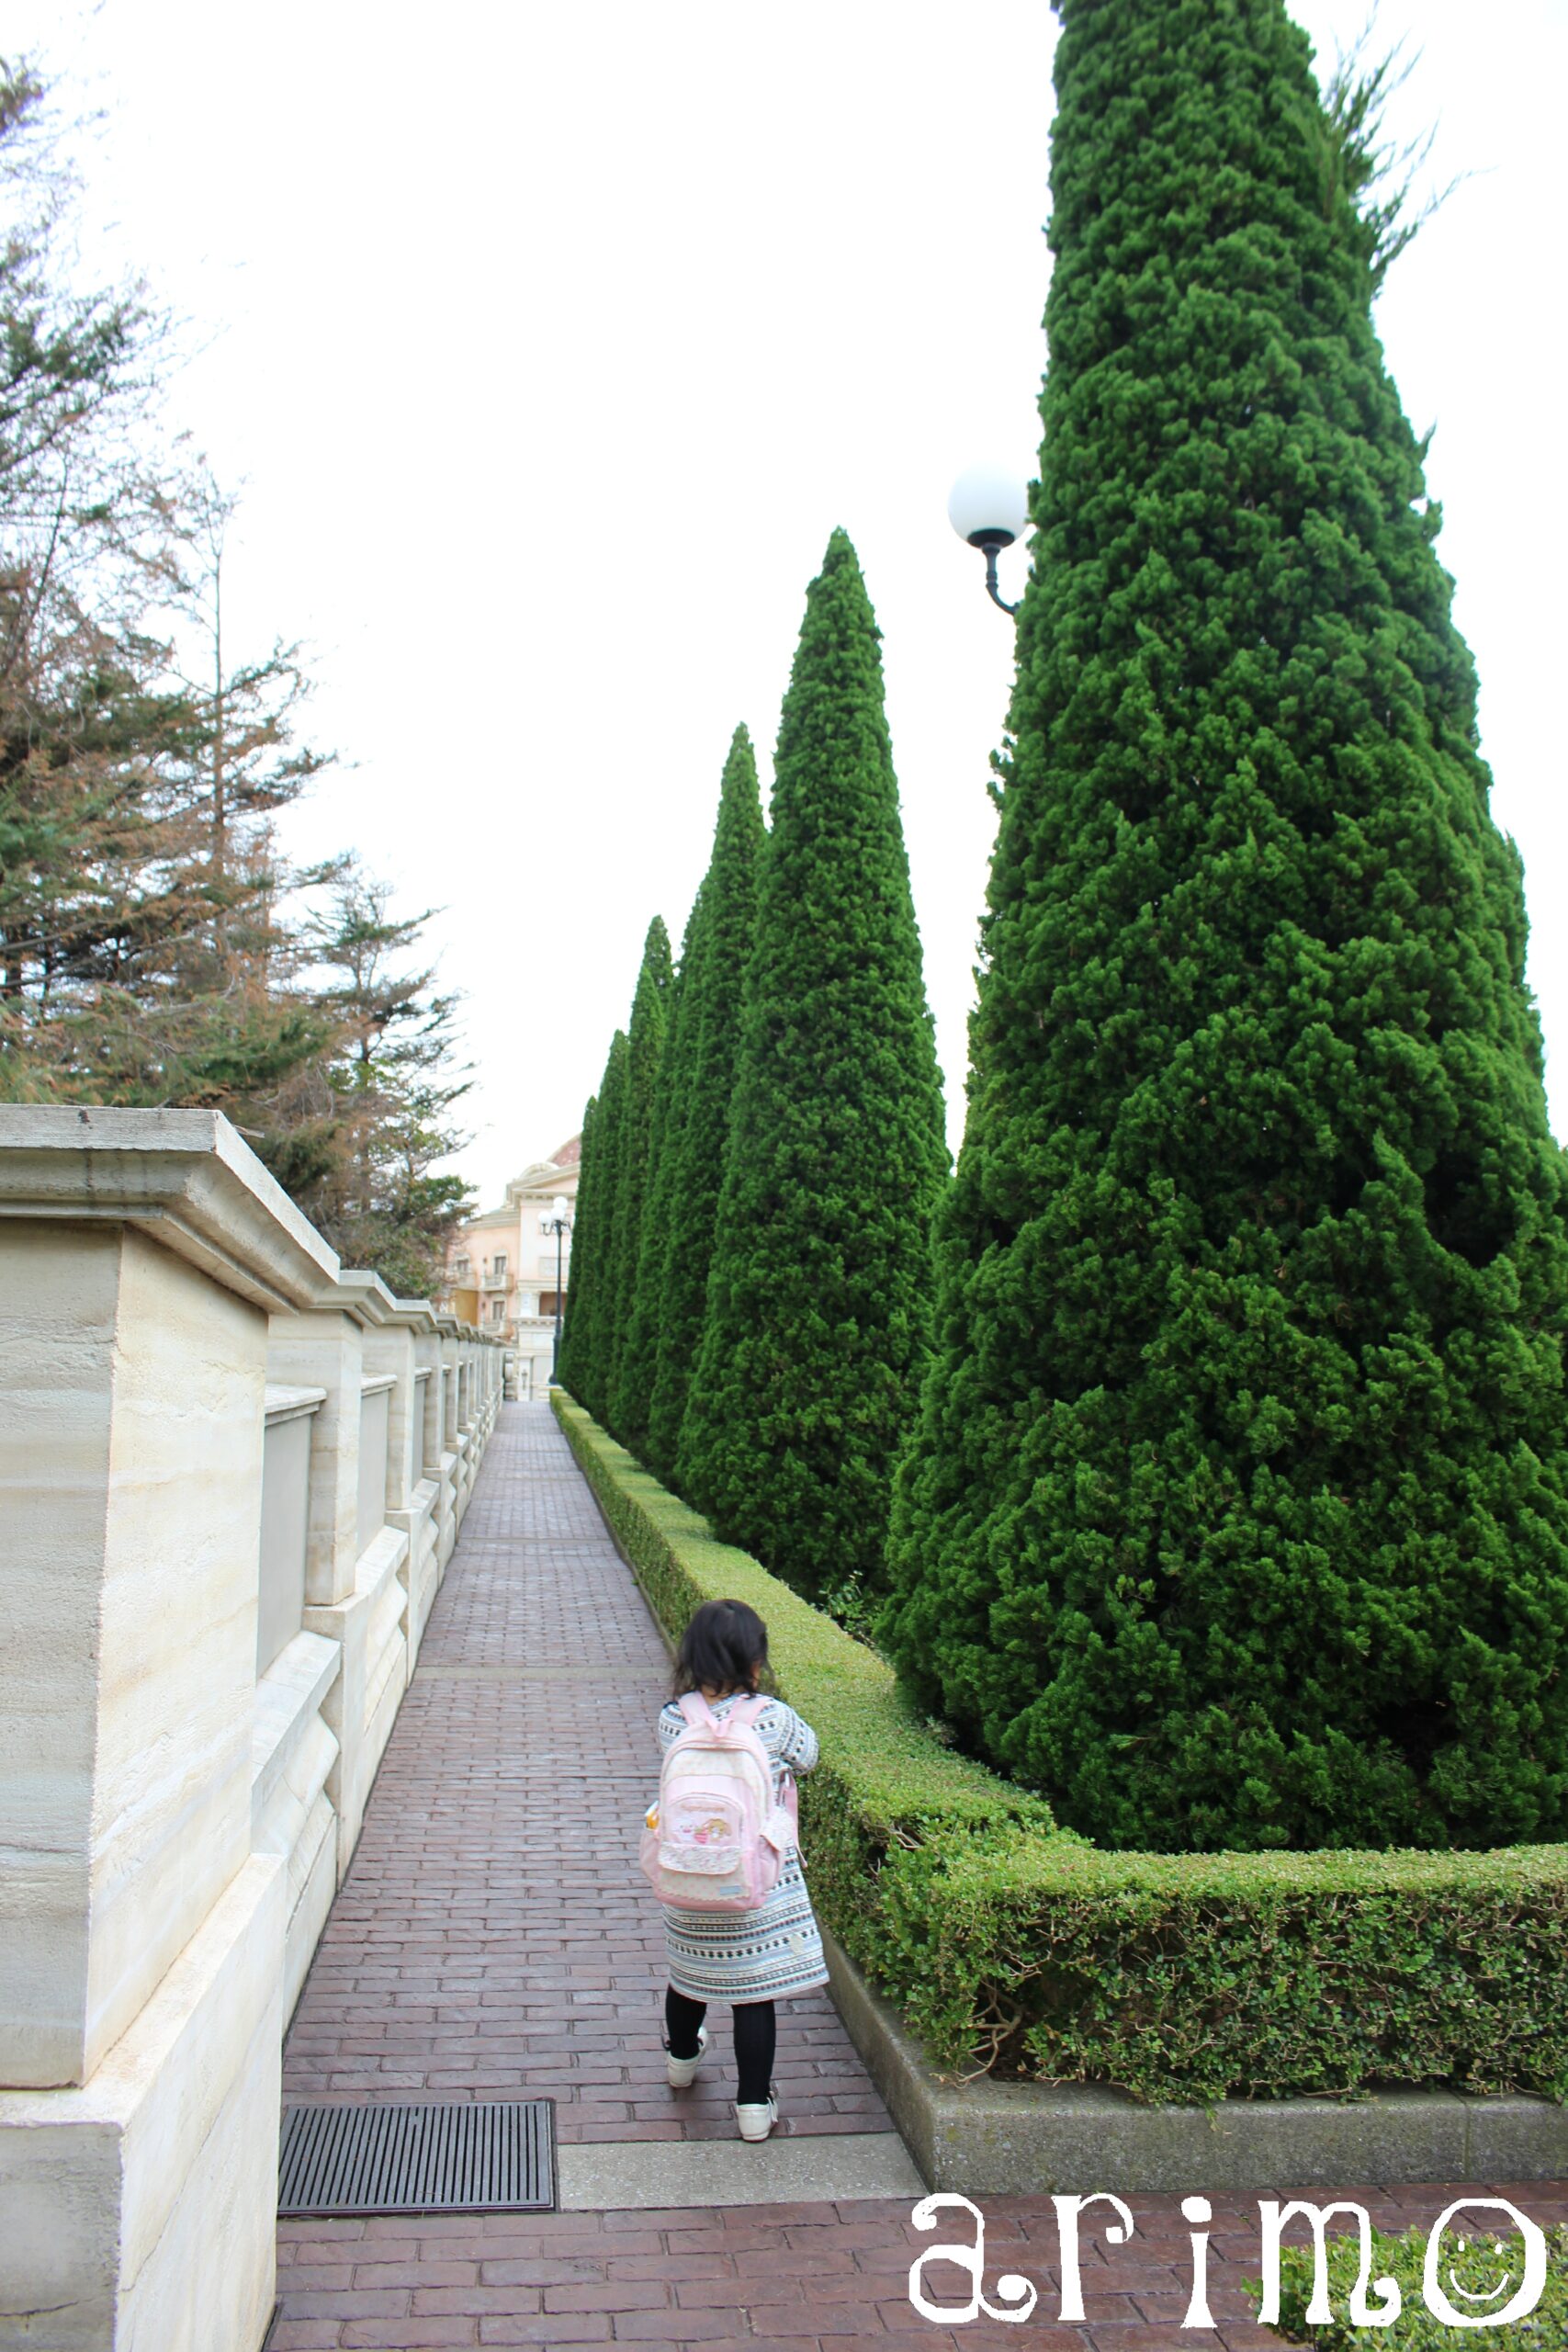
left=655, top=1690, right=829, bottom=2003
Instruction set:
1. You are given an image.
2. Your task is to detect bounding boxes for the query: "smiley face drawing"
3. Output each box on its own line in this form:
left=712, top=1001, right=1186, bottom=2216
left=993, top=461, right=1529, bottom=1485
left=1422, top=2199, right=1549, bottom=2329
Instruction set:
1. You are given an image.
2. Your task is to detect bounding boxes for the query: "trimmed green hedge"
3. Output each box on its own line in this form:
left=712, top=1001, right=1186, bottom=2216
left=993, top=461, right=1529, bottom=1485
left=556, top=1394, right=1568, bottom=2107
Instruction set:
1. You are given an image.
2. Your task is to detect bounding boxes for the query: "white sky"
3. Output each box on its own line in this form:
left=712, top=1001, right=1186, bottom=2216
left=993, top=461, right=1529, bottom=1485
left=15, top=0, right=1568, bottom=1207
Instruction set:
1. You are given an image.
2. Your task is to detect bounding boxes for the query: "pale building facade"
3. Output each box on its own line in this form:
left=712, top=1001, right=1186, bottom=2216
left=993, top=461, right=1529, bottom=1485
left=437, top=1136, right=580, bottom=1397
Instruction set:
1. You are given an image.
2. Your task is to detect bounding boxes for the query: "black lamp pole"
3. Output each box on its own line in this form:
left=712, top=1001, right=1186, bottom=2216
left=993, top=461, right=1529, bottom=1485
left=547, top=1205, right=570, bottom=1385
left=967, top=527, right=1021, bottom=615
left=551, top=1221, right=564, bottom=1379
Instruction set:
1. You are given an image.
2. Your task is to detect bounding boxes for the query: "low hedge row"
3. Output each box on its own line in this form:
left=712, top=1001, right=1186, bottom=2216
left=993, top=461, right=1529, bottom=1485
left=555, top=1393, right=1568, bottom=2107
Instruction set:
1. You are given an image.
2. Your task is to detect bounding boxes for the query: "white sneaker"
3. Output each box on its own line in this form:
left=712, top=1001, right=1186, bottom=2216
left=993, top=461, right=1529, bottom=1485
left=665, top=2025, right=707, bottom=2089
left=735, top=2094, right=778, bottom=2142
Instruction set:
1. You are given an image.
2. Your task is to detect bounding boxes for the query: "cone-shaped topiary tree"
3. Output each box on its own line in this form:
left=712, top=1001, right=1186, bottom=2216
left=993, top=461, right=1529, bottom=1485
left=575, top=1029, right=627, bottom=1426
left=604, top=917, right=672, bottom=1437
left=648, top=728, right=768, bottom=1484
left=881, top=0, right=1568, bottom=1853
left=679, top=535, right=949, bottom=1600
left=555, top=1089, right=597, bottom=1398
left=617, top=888, right=707, bottom=1464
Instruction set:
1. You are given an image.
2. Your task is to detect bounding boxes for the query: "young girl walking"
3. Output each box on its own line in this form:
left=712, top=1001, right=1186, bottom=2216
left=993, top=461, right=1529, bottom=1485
left=655, top=1597, right=827, bottom=2141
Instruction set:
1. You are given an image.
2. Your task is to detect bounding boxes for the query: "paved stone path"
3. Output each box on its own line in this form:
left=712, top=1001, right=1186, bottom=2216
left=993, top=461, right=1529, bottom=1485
left=281, top=1404, right=886, bottom=2146
left=273, top=2178, right=1568, bottom=2349
left=273, top=1403, right=1568, bottom=2348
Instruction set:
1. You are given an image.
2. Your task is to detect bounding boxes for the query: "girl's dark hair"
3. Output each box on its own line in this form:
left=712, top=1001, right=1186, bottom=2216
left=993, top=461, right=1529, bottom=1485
left=674, top=1599, right=769, bottom=1698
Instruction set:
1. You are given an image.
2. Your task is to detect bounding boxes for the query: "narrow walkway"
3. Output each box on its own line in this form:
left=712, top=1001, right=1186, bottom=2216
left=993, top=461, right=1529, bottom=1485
left=281, top=1403, right=887, bottom=2145
left=273, top=1403, right=1568, bottom=2350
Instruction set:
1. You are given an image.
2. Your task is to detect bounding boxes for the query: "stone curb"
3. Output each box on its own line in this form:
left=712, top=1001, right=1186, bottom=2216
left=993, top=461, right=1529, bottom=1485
left=556, top=2130, right=924, bottom=2211
left=821, top=1927, right=1568, bottom=2194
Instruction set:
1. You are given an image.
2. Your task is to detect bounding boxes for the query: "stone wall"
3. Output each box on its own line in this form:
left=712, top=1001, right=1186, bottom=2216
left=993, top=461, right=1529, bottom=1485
left=0, top=1109, right=505, bottom=2352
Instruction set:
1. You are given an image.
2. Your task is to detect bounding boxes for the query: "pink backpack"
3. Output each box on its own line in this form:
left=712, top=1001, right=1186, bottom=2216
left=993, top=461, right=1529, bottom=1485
left=639, top=1692, right=798, bottom=1914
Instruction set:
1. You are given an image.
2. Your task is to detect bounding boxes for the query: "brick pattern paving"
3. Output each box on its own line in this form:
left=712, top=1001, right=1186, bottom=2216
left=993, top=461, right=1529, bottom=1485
left=276, top=1402, right=1568, bottom=2347
left=281, top=1404, right=888, bottom=2143
left=273, top=2180, right=1568, bottom=2347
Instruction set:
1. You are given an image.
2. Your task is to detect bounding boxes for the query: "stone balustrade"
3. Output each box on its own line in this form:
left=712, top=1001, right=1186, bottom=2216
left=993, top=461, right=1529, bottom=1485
left=0, top=1108, right=505, bottom=2352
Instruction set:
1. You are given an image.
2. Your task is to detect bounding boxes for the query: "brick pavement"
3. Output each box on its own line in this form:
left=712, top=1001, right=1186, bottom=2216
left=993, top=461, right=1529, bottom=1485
left=274, top=2179, right=1568, bottom=2348
left=276, top=1403, right=1568, bottom=2348
left=281, top=1403, right=888, bottom=2142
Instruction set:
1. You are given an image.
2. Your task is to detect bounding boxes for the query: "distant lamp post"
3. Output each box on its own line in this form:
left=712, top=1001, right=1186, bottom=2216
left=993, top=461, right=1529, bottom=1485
left=948, top=463, right=1031, bottom=615
left=543, top=1194, right=572, bottom=1385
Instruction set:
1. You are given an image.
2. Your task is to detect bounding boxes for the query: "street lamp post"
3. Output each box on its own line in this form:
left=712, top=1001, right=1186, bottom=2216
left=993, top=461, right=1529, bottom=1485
left=948, top=462, right=1031, bottom=615
left=543, top=1194, right=572, bottom=1386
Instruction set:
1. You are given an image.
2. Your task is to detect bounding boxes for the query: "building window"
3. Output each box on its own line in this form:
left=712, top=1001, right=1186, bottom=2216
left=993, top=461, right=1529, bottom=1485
left=493, top=1252, right=507, bottom=1276
left=491, top=1297, right=505, bottom=1325
left=538, top=1291, right=564, bottom=1317
left=454, top=1255, right=470, bottom=1277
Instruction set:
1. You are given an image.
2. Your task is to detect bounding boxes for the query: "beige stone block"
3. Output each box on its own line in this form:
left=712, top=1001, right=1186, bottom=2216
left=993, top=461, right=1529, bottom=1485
left=413, top=1334, right=446, bottom=1469
left=1, top=1227, right=264, bottom=2087
left=253, top=1633, right=342, bottom=2019
left=92, top=1237, right=264, bottom=2062
left=0, top=1224, right=118, bottom=2089
left=0, top=1854, right=285, bottom=2352
left=0, top=1108, right=335, bottom=1316
left=362, top=1317, right=418, bottom=1514
left=393, top=1483, right=440, bottom=1667
left=265, top=1307, right=363, bottom=1607
left=435, top=1449, right=457, bottom=1570
left=305, top=1526, right=409, bottom=1876
left=257, top=1395, right=319, bottom=1674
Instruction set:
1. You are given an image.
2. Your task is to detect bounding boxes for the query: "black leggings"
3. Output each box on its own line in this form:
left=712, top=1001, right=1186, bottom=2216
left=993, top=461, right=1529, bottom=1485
left=665, top=1986, right=774, bottom=2105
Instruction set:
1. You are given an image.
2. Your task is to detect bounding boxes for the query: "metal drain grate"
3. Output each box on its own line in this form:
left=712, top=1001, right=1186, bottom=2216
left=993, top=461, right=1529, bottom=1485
left=279, top=2100, right=556, bottom=2215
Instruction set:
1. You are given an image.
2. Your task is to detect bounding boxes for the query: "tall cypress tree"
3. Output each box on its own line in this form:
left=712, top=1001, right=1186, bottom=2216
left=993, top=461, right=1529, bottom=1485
left=680, top=535, right=949, bottom=1600
left=556, top=1090, right=598, bottom=1398
left=883, top=0, right=1568, bottom=1853
left=578, top=1029, right=628, bottom=1425
left=604, top=917, right=672, bottom=1437
left=650, top=727, right=767, bottom=1484
left=617, top=888, right=707, bottom=1464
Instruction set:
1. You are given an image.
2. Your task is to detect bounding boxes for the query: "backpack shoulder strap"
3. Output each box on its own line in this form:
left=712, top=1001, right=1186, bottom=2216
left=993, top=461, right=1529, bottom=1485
left=676, top=1690, right=716, bottom=1732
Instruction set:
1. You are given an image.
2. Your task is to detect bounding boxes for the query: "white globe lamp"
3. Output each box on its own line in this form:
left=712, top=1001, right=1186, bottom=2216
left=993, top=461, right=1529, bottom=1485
left=947, top=462, right=1030, bottom=613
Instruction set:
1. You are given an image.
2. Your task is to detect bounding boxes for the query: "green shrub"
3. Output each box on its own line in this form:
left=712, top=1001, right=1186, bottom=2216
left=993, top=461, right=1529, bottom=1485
left=645, top=726, right=766, bottom=1486
left=677, top=530, right=949, bottom=1602
left=619, top=891, right=705, bottom=1469
left=1252, top=2221, right=1568, bottom=2347
left=558, top=1394, right=1568, bottom=2106
left=885, top=1830, right=1568, bottom=2104
left=882, top=0, right=1568, bottom=1852
left=604, top=917, right=671, bottom=1439
left=560, top=1030, right=626, bottom=1424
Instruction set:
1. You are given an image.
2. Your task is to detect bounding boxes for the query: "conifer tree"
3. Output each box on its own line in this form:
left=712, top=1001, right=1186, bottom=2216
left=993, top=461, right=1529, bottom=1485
left=604, top=918, right=671, bottom=1436
left=556, top=1091, right=596, bottom=1396
left=649, top=728, right=767, bottom=1483
left=577, top=1030, right=627, bottom=1424
left=679, top=535, right=948, bottom=1600
left=618, top=888, right=707, bottom=1465
left=882, top=0, right=1568, bottom=1852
